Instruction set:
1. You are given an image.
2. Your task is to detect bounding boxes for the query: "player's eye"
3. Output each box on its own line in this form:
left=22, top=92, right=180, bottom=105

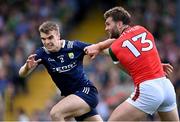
left=41, top=38, right=45, bottom=41
left=48, top=35, right=54, bottom=40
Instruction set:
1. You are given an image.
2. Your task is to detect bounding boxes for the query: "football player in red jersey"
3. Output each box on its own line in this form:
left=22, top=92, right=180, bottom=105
left=84, top=6, right=179, bottom=121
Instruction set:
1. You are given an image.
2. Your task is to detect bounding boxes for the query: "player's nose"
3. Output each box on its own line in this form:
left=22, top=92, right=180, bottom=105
left=44, top=39, right=51, bottom=44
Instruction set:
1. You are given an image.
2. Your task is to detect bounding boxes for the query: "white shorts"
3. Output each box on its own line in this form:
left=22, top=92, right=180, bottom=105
left=126, top=77, right=177, bottom=115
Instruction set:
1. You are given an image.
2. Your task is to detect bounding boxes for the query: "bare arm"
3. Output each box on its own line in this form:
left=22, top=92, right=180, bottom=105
left=84, top=38, right=115, bottom=59
left=96, top=38, right=116, bottom=51
left=19, top=54, right=42, bottom=77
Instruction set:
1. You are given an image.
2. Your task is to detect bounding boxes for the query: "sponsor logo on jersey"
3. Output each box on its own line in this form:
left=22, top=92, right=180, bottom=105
left=48, top=58, right=55, bottom=61
left=52, top=61, right=77, bottom=73
left=68, top=52, right=74, bottom=59
left=67, top=41, right=74, bottom=48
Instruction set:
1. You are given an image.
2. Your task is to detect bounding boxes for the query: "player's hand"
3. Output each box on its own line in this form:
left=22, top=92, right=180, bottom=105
left=26, top=54, right=42, bottom=70
left=84, top=44, right=100, bottom=60
left=162, top=63, right=173, bottom=77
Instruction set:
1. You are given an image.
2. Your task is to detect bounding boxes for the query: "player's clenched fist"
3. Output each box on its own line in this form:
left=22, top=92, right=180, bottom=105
left=84, top=44, right=100, bottom=60
left=84, top=38, right=115, bottom=60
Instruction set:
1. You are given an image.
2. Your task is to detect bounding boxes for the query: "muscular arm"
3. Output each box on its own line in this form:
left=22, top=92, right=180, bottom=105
left=19, top=54, right=41, bottom=77
left=19, top=63, right=35, bottom=77
left=84, top=38, right=115, bottom=59
left=96, top=38, right=116, bottom=51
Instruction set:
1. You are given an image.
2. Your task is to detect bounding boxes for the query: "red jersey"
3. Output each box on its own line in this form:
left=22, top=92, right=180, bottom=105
left=109, top=25, right=165, bottom=86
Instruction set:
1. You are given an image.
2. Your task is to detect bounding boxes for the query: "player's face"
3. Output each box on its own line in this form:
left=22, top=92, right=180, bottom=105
left=40, top=30, right=61, bottom=52
left=105, top=17, right=120, bottom=39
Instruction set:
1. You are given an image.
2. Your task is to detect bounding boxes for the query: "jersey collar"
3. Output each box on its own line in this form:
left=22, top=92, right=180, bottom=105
left=61, top=39, right=65, bottom=48
left=42, top=47, right=50, bottom=54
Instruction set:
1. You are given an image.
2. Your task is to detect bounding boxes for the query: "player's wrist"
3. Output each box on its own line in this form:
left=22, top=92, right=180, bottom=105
left=24, top=63, right=30, bottom=71
left=97, top=42, right=104, bottom=51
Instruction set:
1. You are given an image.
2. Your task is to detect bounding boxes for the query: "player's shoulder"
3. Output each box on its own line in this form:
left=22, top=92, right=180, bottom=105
left=64, top=39, right=83, bottom=49
left=129, top=25, right=146, bottom=32
left=36, top=47, right=45, bottom=53
left=55, top=39, right=77, bottom=49
left=120, top=25, right=149, bottom=38
left=34, top=47, right=48, bottom=58
left=64, top=39, right=74, bottom=48
left=133, top=25, right=149, bottom=32
left=67, top=39, right=91, bottom=50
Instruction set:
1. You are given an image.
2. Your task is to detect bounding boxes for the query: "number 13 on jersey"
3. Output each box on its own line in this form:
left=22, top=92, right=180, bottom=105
left=122, top=32, right=153, bottom=57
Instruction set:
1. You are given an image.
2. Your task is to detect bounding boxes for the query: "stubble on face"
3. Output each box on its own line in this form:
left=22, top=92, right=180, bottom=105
left=105, top=17, right=120, bottom=39
left=110, top=25, right=120, bottom=39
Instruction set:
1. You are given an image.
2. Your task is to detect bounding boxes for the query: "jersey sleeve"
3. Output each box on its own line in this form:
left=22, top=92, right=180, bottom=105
left=34, top=48, right=43, bottom=65
left=109, top=48, right=119, bottom=64
left=74, top=40, right=91, bottom=50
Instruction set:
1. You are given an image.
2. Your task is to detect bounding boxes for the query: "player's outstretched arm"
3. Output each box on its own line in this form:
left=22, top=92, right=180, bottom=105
left=84, top=38, right=115, bottom=59
left=19, top=54, right=42, bottom=77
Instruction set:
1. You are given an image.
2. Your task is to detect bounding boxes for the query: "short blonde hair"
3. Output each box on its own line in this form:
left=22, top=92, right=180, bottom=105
left=39, top=21, right=59, bottom=34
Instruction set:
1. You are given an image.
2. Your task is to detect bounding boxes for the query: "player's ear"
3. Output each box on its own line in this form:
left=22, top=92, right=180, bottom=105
left=117, top=21, right=123, bottom=29
left=58, top=33, right=61, bottom=40
left=56, top=31, right=60, bottom=39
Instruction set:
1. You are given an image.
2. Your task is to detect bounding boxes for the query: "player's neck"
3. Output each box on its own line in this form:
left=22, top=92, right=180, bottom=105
left=55, top=39, right=62, bottom=52
left=120, top=25, right=130, bottom=34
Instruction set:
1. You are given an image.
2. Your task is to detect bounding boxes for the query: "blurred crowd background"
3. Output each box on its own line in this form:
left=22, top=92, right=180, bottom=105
left=0, top=0, right=180, bottom=121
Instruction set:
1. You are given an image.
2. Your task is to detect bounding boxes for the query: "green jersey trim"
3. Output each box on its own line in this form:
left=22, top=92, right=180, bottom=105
left=109, top=48, right=119, bottom=64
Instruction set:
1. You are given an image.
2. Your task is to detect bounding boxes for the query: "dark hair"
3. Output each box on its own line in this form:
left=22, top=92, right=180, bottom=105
left=39, top=21, right=59, bottom=34
left=104, top=6, right=131, bottom=25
